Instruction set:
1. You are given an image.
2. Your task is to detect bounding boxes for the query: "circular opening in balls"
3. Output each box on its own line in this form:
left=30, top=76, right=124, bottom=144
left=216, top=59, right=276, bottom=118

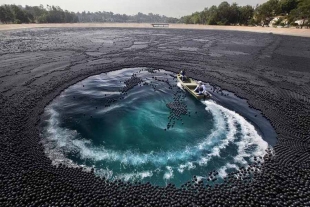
left=40, top=67, right=277, bottom=187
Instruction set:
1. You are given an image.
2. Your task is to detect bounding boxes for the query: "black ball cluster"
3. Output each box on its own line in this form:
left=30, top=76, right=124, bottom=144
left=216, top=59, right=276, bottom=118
left=120, top=74, right=143, bottom=93
left=2, top=70, right=310, bottom=207
left=165, top=89, right=190, bottom=130
left=2, top=27, right=310, bottom=207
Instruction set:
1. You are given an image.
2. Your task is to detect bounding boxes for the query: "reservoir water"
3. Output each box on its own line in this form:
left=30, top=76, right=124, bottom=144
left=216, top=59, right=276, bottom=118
left=40, top=68, right=276, bottom=187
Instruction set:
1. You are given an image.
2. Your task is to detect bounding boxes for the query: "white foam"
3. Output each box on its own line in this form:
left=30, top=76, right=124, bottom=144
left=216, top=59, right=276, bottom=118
left=226, top=163, right=239, bottom=170
left=97, top=104, right=124, bottom=114
left=218, top=166, right=228, bottom=178
left=95, top=167, right=114, bottom=180
left=178, top=162, right=196, bottom=173
left=217, top=163, right=239, bottom=179
left=116, top=171, right=153, bottom=182
left=196, top=176, right=205, bottom=182
left=163, top=166, right=174, bottom=180
left=43, top=107, right=200, bottom=166
left=42, top=92, right=269, bottom=182
left=199, top=100, right=268, bottom=167
left=197, top=100, right=237, bottom=166
left=177, top=82, right=185, bottom=91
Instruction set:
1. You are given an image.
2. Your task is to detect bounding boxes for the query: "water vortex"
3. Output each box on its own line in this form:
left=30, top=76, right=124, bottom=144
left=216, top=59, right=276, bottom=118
left=40, top=68, right=276, bottom=186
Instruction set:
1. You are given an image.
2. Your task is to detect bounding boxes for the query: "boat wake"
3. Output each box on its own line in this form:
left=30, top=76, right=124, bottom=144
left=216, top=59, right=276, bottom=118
left=42, top=99, right=268, bottom=184
left=40, top=68, right=271, bottom=186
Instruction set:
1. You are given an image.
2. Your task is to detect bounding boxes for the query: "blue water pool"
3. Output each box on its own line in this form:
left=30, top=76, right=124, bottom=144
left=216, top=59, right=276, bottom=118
left=40, top=68, right=276, bottom=187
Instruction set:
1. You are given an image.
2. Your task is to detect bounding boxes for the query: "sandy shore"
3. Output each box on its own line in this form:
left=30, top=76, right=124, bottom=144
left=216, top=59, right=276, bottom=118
left=0, top=23, right=309, bottom=37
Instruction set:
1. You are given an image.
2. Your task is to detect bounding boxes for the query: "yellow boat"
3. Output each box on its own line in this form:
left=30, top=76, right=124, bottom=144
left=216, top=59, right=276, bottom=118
left=177, top=74, right=211, bottom=100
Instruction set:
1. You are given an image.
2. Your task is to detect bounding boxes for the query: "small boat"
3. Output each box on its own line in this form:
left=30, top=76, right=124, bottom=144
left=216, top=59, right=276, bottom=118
left=177, top=74, right=212, bottom=100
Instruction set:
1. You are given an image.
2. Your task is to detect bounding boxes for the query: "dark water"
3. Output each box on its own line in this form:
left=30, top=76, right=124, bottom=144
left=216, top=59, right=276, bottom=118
left=41, top=68, right=276, bottom=187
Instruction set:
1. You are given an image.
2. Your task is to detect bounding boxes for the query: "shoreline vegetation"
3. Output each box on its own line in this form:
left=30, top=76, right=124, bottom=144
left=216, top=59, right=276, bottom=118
left=0, top=4, right=176, bottom=24
left=0, top=0, right=309, bottom=28
left=181, top=0, right=310, bottom=28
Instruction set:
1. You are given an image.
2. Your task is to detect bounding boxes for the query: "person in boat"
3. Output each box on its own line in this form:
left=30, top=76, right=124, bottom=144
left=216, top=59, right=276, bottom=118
left=194, top=81, right=207, bottom=95
left=180, top=70, right=186, bottom=81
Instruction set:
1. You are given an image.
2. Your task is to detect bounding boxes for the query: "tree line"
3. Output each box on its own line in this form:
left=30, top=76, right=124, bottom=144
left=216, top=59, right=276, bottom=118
left=1, top=1, right=309, bottom=26
left=0, top=4, right=177, bottom=24
left=181, top=0, right=310, bottom=26
left=76, top=11, right=178, bottom=23
left=0, top=5, right=78, bottom=24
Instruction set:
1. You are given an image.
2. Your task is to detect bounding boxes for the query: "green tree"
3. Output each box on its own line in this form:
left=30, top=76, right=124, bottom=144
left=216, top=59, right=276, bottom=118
left=280, top=0, right=299, bottom=14
left=255, top=0, right=281, bottom=25
left=11, top=5, right=29, bottom=23
left=298, top=0, right=310, bottom=18
left=239, top=5, right=254, bottom=25
left=217, top=1, right=231, bottom=25
left=289, top=0, right=310, bottom=27
left=37, top=13, right=47, bottom=23
left=0, top=6, right=6, bottom=23
left=167, top=17, right=179, bottom=23
left=24, top=5, right=47, bottom=23
left=0, top=5, right=14, bottom=23
left=207, top=6, right=219, bottom=25
left=229, top=3, right=240, bottom=25
left=184, top=15, right=194, bottom=24
left=191, top=12, right=202, bottom=24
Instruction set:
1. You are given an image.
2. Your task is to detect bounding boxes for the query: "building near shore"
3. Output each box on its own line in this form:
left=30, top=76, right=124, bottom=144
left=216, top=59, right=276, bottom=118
left=268, top=16, right=288, bottom=27
left=295, top=19, right=309, bottom=26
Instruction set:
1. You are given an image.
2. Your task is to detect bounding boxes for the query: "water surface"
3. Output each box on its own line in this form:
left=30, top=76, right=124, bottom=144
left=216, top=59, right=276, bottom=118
left=41, top=68, right=276, bottom=186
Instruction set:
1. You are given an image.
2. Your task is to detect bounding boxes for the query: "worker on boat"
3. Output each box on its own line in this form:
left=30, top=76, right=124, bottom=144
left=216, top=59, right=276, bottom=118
left=195, top=81, right=207, bottom=95
left=180, top=70, right=186, bottom=81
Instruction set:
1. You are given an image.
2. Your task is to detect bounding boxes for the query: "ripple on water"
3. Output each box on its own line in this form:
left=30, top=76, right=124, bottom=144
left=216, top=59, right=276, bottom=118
left=40, top=68, right=276, bottom=186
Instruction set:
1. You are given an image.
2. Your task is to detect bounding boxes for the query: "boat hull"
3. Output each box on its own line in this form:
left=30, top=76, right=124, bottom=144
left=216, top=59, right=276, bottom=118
left=177, top=74, right=211, bottom=100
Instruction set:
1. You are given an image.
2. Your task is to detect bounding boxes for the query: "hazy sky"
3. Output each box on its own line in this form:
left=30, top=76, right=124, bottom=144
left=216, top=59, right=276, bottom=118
left=0, top=0, right=268, bottom=17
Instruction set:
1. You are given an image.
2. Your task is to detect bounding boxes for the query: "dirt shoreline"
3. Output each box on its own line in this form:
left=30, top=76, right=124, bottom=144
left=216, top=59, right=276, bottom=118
left=1, top=22, right=310, bottom=37
left=1, top=27, right=310, bottom=206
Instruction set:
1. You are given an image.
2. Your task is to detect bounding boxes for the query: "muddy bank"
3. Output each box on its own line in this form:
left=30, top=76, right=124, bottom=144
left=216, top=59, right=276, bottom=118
left=1, top=27, right=310, bottom=206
